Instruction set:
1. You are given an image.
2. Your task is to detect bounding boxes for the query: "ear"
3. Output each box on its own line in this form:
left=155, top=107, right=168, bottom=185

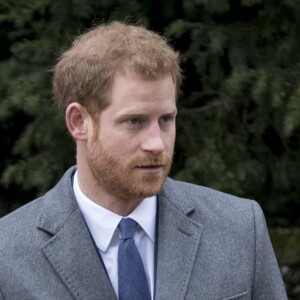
left=65, top=102, right=91, bottom=141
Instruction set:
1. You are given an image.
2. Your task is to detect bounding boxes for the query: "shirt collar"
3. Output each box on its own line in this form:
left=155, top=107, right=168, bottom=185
left=73, top=171, right=157, bottom=252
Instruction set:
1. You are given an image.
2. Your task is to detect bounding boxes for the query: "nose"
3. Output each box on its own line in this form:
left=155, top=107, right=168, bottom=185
left=141, top=122, right=165, bottom=154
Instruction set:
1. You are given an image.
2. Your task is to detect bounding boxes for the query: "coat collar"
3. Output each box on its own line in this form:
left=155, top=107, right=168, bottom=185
left=38, top=167, right=117, bottom=300
left=37, top=167, right=203, bottom=300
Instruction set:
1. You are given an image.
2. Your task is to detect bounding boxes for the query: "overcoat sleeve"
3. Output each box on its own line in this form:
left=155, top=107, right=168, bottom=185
left=252, top=201, right=287, bottom=299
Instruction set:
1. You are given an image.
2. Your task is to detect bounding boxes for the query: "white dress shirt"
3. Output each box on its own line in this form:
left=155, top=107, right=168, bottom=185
left=73, top=171, right=157, bottom=299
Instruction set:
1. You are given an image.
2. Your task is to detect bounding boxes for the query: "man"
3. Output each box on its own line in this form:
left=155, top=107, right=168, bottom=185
left=0, top=22, right=287, bottom=299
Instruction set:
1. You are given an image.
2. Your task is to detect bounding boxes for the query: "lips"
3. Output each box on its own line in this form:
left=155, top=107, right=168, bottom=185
left=129, top=155, right=171, bottom=172
left=136, top=165, right=163, bottom=168
left=136, top=165, right=163, bottom=170
left=135, top=165, right=164, bottom=173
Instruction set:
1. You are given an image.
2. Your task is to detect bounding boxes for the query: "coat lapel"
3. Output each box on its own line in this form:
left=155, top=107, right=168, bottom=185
left=38, top=167, right=117, bottom=300
left=36, top=168, right=203, bottom=300
left=155, top=178, right=204, bottom=300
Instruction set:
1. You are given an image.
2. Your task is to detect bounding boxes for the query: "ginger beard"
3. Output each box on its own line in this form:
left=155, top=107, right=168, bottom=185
left=86, top=132, right=173, bottom=202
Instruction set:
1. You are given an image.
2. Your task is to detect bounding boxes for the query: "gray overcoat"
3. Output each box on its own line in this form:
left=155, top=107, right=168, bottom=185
left=0, top=167, right=287, bottom=299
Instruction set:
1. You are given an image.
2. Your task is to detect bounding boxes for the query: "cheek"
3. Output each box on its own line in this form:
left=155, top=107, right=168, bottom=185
left=165, top=129, right=176, bottom=149
left=105, top=135, right=139, bottom=157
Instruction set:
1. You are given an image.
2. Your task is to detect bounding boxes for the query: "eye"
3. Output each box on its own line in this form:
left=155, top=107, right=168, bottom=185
left=161, top=116, right=170, bottom=123
left=160, top=115, right=174, bottom=123
left=128, top=118, right=141, bottom=125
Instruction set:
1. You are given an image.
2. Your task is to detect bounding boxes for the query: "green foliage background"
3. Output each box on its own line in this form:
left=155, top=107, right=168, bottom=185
left=0, top=0, right=299, bottom=296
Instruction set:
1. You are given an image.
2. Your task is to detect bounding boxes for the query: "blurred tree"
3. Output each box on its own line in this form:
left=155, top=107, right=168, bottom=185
left=166, top=0, right=300, bottom=229
left=0, top=0, right=299, bottom=226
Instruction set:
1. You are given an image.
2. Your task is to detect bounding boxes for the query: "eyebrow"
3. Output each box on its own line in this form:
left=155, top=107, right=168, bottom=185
left=114, top=109, right=178, bottom=123
left=117, top=109, right=178, bottom=116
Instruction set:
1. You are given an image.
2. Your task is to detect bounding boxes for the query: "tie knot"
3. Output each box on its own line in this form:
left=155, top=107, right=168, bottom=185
left=118, top=218, right=137, bottom=240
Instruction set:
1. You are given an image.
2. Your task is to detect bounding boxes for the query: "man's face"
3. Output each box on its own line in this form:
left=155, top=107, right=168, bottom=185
left=86, top=72, right=177, bottom=201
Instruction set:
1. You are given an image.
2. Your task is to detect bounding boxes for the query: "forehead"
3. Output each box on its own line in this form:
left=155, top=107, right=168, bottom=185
left=108, top=72, right=176, bottom=113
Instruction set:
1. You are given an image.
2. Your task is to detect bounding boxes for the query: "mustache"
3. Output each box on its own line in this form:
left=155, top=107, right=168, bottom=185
left=129, top=154, right=172, bottom=167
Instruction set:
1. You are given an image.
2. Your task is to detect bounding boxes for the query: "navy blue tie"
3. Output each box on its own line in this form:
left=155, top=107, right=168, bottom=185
left=118, top=218, right=151, bottom=300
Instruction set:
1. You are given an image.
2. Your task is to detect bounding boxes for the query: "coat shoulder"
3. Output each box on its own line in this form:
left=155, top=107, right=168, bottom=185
left=0, top=166, right=77, bottom=248
left=161, top=178, right=259, bottom=229
left=0, top=197, right=43, bottom=236
left=163, top=177, right=254, bottom=211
